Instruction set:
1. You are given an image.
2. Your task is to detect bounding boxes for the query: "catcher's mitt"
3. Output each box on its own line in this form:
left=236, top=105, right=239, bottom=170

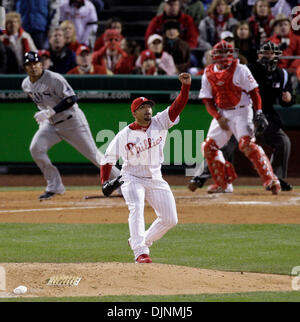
left=253, top=110, right=268, bottom=136
left=102, top=175, right=124, bottom=197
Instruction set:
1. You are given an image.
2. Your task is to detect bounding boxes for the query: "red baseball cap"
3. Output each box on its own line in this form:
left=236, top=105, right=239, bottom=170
left=131, top=97, right=155, bottom=114
left=140, top=49, right=156, bottom=64
left=38, top=49, right=50, bottom=58
left=76, top=45, right=90, bottom=56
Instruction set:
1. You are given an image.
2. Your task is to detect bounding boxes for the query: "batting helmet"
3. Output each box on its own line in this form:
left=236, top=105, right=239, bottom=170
left=24, top=51, right=41, bottom=65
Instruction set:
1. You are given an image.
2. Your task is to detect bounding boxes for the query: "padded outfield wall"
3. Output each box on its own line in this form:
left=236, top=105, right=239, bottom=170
left=0, top=75, right=299, bottom=176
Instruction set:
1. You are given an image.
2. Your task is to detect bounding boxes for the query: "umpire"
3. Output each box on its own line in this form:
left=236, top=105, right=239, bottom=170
left=188, top=41, right=295, bottom=192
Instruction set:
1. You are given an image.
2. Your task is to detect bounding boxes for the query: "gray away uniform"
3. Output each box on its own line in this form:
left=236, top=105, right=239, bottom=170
left=22, top=70, right=120, bottom=193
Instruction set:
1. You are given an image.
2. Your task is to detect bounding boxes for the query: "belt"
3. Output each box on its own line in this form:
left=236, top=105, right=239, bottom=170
left=226, top=105, right=246, bottom=111
left=54, top=115, right=73, bottom=125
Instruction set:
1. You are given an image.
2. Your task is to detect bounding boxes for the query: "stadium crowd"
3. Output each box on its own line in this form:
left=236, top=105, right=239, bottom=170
left=0, top=0, right=299, bottom=84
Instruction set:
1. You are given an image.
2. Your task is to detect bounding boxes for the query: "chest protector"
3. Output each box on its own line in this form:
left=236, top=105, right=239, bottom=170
left=206, top=60, right=242, bottom=109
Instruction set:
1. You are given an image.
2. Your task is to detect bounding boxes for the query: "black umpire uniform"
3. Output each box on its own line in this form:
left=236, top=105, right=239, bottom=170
left=188, top=42, right=295, bottom=191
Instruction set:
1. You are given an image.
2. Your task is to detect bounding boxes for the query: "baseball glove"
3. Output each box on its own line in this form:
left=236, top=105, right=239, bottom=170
left=253, top=110, right=268, bottom=136
left=102, top=175, right=124, bottom=197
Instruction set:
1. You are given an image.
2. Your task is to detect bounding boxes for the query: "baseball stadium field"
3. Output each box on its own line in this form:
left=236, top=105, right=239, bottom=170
left=0, top=174, right=300, bottom=303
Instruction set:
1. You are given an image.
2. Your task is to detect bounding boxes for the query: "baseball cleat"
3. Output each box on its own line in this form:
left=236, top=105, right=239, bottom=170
left=188, top=176, right=207, bottom=192
left=266, top=179, right=281, bottom=195
left=279, top=179, right=293, bottom=191
left=135, top=254, right=152, bottom=264
left=38, top=191, right=56, bottom=201
left=207, top=183, right=233, bottom=194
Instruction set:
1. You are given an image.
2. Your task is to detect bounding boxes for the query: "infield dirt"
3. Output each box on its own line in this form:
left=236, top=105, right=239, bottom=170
left=0, top=174, right=299, bottom=298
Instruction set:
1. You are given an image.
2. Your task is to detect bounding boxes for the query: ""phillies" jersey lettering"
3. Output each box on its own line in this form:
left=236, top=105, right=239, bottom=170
left=125, top=136, right=163, bottom=156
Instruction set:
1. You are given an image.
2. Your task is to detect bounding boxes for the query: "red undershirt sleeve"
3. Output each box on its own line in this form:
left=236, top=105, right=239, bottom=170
left=100, top=164, right=113, bottom=184
left=248, top=87, right=262, bottom=111
left=168, top=83, right=191, bottom=122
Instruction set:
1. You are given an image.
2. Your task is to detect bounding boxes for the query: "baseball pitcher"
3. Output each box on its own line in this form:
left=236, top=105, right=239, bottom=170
left=22, top=51, right=120, bottom=200
left=100, top=73, right=191, bottom=263
left=200, top=40, right=281, bottom=194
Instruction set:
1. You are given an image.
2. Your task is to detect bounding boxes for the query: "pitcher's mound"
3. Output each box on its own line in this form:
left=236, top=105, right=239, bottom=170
left=0, top=262, right=292, bottom=298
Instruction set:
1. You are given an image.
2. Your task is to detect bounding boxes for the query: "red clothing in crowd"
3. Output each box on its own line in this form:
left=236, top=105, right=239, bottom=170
left=248, top=14, right=274, bottom=42
left=145, top=12, right=199, bottom=48
left=92, top=46, right=133, bottom=74
left=269, top=31, right=300, bottom=73
left=67, top=40, right=82, bottom=53
left=94, top=33, right=124, bottom=52
left=67, top=64, right=108, bottom=74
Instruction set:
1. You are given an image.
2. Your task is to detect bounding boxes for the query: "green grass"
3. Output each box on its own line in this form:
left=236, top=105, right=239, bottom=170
left=1, top=291, right=300, bottom=302
left=0, top=223, right=299, bottom=274
left=0, top=222, right=299, bottom=302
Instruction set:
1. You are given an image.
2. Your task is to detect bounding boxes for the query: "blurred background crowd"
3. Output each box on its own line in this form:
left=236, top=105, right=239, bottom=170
left=0, top=0, right=299, bottom=90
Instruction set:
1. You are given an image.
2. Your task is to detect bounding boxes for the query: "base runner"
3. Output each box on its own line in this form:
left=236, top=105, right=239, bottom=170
left=199, top=40, right=281, bottom=194
left=21, top=51, right=120, bottom=200
left=100, top=73, right=191, bottom=263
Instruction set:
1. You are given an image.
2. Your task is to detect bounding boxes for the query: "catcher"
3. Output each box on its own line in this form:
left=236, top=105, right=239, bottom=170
left=101, top=73, right=191, bottom=263
left=199, top=40, right=281, bottom=194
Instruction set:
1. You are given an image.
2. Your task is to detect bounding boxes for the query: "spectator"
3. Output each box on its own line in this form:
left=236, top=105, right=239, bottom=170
left=188, top=48, right=213, bottom=75
left=121, top=38, right=141, bottom=70
left=0, top=27, right=21, bottom=73
left=59, top=0, right=98, bottom=46
left=145, top=0, right=199, bottom=48
left=227, top=0, right=255, bottom=21
left=92, top=28, right=133, bottom=74
left=67, top=44, right=110, bottom=74
left=198, top=0, right=238, bottom=49
left=132, top=49, right=166, bottom=75
left=94, top=17, right=125, bottom=52
left=268, top=0, right=292, bottom=17
left=248, top=0, right=274, bottom=49
left=38, top=49, right=52, bottom=70
left=89, top=0, right=105, bottom=20
left=60, top=20, right=82, bottom=53
left=156, top=0, right=206, bottom=26
left=269, top=14, right=300, bottom=73
left=15, top=0, right=60, bottom=50
left=2, top=11, right=37, bottom=72
left=0, top=31, right=6, bottom=73
left=135, top=34, right=177, bottom=75
left=48, top=26, right=77, bottom=74
left=162, top=19, right=191, bottom=73
left=233, top=21, right=258, bottom=63
left=220, top=30, right=249, bottom=64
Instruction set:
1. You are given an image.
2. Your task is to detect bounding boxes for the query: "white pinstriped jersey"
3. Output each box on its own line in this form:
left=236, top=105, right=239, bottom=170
left=101, top=107, right=179, bottom=179
left=199, top=63, right=259, bottom=108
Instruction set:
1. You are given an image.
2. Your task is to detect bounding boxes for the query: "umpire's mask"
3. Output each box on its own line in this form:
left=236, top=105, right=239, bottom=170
left=257, top=41, right=282, bottom=73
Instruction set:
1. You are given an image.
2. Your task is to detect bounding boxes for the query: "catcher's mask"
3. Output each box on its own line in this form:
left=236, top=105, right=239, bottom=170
left=211, top=40, right=238, bottom=69
left=257, top=41, right=282, bottom=72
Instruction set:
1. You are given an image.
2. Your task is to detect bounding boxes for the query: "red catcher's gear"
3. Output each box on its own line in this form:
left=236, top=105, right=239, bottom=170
left=211, top=40, right=235, bottom=68
left=238, top=136, right=279, bottom=192
left=202, top=138, right=237, bottom=189
left=206, top=59, right=242, bottom=109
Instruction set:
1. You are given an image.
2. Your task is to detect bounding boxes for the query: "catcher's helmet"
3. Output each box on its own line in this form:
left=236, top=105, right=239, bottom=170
left=211, top=40, right=237, bottom=68
left=24, top=51, right=41, bottom=65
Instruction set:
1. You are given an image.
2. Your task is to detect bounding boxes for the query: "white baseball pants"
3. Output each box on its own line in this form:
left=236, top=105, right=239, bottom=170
left=121, top=174, right=178, bottom=260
